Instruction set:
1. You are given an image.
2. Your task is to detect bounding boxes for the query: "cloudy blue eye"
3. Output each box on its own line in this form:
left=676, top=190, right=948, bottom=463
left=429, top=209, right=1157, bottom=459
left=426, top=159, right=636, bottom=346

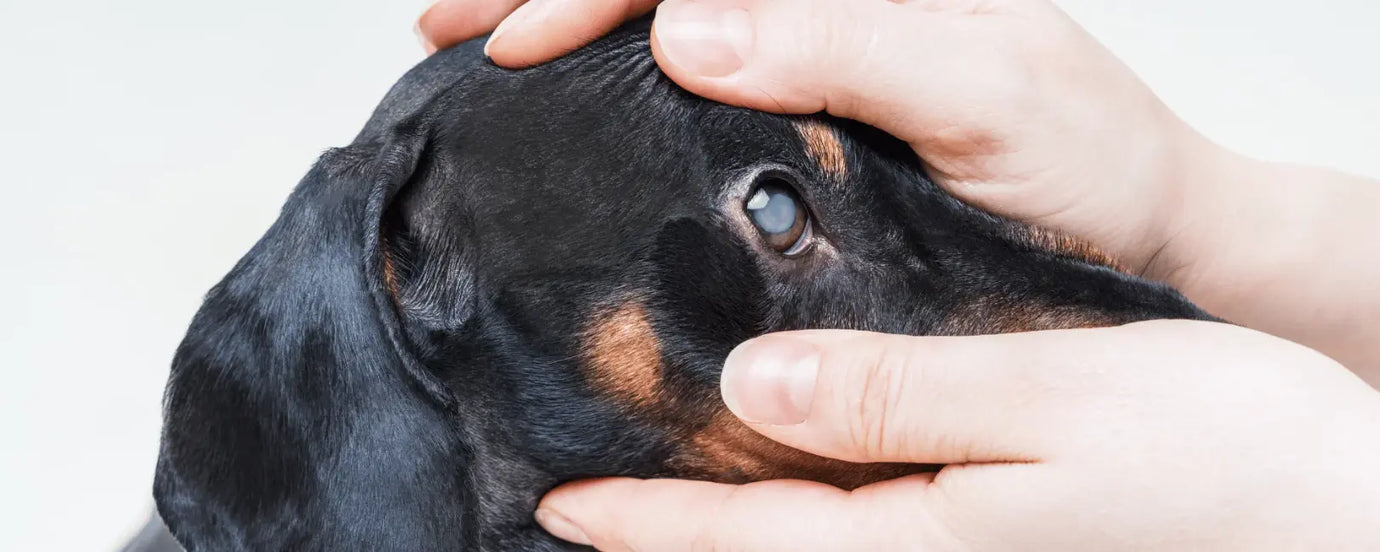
left=744, top=178, right=813, bottom=256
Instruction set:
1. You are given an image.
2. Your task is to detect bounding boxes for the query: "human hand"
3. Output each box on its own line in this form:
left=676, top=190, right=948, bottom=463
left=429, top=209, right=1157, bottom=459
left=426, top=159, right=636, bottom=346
left=418, top=0, right=659, bottom=64
left=533, top=321, right=1380, bottom=550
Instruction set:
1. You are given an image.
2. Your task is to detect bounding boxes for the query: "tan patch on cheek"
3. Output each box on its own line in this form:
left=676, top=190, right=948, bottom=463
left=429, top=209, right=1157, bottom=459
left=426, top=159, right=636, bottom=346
left=1022, top=226, right=1124, bottom=272
left=795, top=120, right=848, bottom=179
left=584, top=301, right=917, bottom=488
left=670, top=412, right=923, bottom=490
left=582, top=300, right=664, bottom=408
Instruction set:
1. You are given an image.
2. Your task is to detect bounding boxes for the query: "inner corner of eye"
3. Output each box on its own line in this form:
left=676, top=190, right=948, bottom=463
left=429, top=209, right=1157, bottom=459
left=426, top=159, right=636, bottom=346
left=746, top=189, right=770, bottom=210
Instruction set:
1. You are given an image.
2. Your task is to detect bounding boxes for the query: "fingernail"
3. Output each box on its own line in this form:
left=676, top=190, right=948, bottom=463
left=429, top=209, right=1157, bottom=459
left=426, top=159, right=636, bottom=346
left=721, top=336, right=820, bottom=425
left=655, top=0, right=755, bottom=78
left=535, top=508, right=592, bottom=546
left=485, top=0, right=544, bottom=57
left=414, top=20, right=437, bottom=55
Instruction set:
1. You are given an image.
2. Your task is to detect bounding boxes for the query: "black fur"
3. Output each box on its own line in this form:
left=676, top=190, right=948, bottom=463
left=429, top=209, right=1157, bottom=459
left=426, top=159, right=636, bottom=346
left=152, top=19, right=1212, bottom=551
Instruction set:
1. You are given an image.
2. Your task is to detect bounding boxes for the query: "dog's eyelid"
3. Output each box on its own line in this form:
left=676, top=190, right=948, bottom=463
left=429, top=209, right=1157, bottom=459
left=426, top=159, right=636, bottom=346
left=718, top=163, right=792, bottom=202
left=781, top=223, right=815, bottom=257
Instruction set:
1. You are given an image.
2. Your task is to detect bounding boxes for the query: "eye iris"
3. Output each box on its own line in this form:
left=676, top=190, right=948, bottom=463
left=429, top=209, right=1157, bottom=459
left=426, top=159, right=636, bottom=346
left=745, top=179, right=811, bottom=255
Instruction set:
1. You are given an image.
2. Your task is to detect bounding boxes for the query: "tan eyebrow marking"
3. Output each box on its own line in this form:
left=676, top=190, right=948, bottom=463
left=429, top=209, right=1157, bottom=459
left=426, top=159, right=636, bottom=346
left=582, top=299, right=664, bottom=408
left=794, top=120, right=848, bottom=179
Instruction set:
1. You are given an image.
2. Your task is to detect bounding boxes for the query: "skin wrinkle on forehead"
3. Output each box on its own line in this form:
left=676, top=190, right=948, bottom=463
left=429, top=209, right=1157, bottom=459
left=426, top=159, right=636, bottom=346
left=581, top=299, right=665, bottom=408
left=794, top=120, right=848, bottom=180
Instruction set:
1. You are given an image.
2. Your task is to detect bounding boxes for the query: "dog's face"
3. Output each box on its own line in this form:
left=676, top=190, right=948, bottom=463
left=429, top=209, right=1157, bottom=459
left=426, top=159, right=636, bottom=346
left=155, top=21, right=1211, bottom=551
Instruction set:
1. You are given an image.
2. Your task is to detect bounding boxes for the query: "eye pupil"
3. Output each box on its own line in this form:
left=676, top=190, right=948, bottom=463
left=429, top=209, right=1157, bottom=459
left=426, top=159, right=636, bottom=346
left=744, top=177, right=812, bottom=256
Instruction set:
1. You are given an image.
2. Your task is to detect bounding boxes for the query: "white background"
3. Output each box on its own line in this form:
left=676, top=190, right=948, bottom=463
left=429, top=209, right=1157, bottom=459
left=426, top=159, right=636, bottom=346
left=1, top=1, right=1377, bottom=550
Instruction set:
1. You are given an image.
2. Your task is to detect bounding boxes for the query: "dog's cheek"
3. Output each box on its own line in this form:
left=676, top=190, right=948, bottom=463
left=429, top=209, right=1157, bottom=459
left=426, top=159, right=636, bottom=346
left=645, top=219, right=767, bottom=396
left=668, top=410, right=931, bottom=490
left=631, top=219, right=926, bottom=489
left=581, top=298, right=666, bottom=410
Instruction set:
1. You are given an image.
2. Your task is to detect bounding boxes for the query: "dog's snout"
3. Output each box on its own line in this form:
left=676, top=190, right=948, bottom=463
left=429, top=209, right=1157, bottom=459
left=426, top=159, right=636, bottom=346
left=933, top=260, right=1217, bottom=336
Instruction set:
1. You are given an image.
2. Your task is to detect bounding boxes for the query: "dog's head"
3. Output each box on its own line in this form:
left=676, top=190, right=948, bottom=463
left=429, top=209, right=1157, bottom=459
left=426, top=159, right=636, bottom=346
left=154, top=20, right=1211, bottom=551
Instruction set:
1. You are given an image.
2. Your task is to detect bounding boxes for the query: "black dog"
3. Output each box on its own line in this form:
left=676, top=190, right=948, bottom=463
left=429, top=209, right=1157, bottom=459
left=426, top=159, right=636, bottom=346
left=148, top=19, right=1212, bottom=552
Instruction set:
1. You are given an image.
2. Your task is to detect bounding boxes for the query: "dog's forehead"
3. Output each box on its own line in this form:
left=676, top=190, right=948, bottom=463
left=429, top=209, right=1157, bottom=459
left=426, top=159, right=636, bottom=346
left=439, top=47, right=866, bottom=206
left=369, top=14, right=882, bottom=208
left=405, top=24, right=1010, bottom=286
left=694, top=108, right=855, bottom=178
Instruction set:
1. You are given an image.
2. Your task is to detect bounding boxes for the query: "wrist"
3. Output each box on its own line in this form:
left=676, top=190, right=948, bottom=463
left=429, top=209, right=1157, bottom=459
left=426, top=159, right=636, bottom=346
left=1142, top=140, right=1294, bottom=314
left=1141, top=143, right=1380, bottom=377
left=1137, top=125, right=1244, bottom=287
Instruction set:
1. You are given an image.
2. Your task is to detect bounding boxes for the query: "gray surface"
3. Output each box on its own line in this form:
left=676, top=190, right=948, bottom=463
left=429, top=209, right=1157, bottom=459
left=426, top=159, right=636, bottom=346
left=118, top=511, right=183, bottom=552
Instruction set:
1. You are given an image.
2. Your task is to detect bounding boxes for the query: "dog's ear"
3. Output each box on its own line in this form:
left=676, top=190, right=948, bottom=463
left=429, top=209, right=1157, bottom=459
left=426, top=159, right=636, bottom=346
left=153, top=126, right=475, bottom=551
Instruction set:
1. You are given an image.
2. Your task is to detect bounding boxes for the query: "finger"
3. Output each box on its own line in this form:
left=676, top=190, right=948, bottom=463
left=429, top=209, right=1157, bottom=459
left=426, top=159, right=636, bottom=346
left=535, top=476, right=947, bottom=551
left=485, top=0, right=661, bottom=68
left=417, top=0, right=529, bottom=54
left=649, top=0, right=988, bottom=136
left=718, top=322, right=1202, bottom=465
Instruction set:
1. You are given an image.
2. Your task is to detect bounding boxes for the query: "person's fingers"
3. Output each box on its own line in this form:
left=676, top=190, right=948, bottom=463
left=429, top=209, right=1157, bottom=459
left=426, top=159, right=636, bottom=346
left=650, top=0, right=886, bottom=115
left=717, top=322, right=1212, bottom=465
left=535, top=476, right=948, bottom=551
left=417, top=0, right=529, bottom=54
left=484, top=0, right=661, bottom=67
left=648, top=0, right=1021, bottom=138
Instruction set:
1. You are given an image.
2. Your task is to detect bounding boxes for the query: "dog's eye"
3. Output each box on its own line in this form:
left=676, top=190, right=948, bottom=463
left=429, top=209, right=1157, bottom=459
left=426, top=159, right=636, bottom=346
left=745, top=178, right=813, bottom=256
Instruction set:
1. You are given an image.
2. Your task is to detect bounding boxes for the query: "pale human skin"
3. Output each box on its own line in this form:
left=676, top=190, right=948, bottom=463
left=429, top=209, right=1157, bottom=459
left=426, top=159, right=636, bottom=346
left=419, top=0, right=1380, bottom=549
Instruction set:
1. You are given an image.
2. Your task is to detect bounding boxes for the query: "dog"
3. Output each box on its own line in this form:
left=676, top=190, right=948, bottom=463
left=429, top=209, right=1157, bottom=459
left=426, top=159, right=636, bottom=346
left=146, top=18, right=1213, bottom=552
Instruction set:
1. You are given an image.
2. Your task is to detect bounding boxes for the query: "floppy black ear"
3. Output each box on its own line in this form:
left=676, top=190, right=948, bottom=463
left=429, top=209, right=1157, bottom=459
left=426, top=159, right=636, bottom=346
left=153, top=129, right=474, bottom=551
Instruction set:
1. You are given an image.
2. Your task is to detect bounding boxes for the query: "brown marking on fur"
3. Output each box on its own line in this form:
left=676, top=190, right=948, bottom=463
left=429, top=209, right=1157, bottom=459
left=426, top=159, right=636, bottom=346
left=928, top=226, right=1132, bottom=333
left=669, top=411, right=925, bottom=490
left=795, top=120, right=848, bottom=179
left=582, top=300, right=664, bottom=408
left=1021, top=226, right=1124, bottom=272
left=939, top=295, right=1124, bottom=336
left=379, top=238, right=401, bottom=301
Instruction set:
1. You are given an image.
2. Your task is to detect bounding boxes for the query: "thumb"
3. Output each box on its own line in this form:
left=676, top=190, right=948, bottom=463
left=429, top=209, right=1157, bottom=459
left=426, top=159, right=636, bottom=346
left=648, top=0, right=1003, bottom=142
left=717, top=327, right=1145, bottom=465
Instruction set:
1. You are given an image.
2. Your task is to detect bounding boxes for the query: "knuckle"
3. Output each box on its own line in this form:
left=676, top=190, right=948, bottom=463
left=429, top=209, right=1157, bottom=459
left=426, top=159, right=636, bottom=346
left=841, top=339, right=918, bottom=460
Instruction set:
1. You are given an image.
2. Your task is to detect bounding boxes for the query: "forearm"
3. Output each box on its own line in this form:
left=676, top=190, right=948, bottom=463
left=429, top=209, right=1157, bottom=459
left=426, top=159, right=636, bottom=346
left=1153, top=144, right=1380, bottom=384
